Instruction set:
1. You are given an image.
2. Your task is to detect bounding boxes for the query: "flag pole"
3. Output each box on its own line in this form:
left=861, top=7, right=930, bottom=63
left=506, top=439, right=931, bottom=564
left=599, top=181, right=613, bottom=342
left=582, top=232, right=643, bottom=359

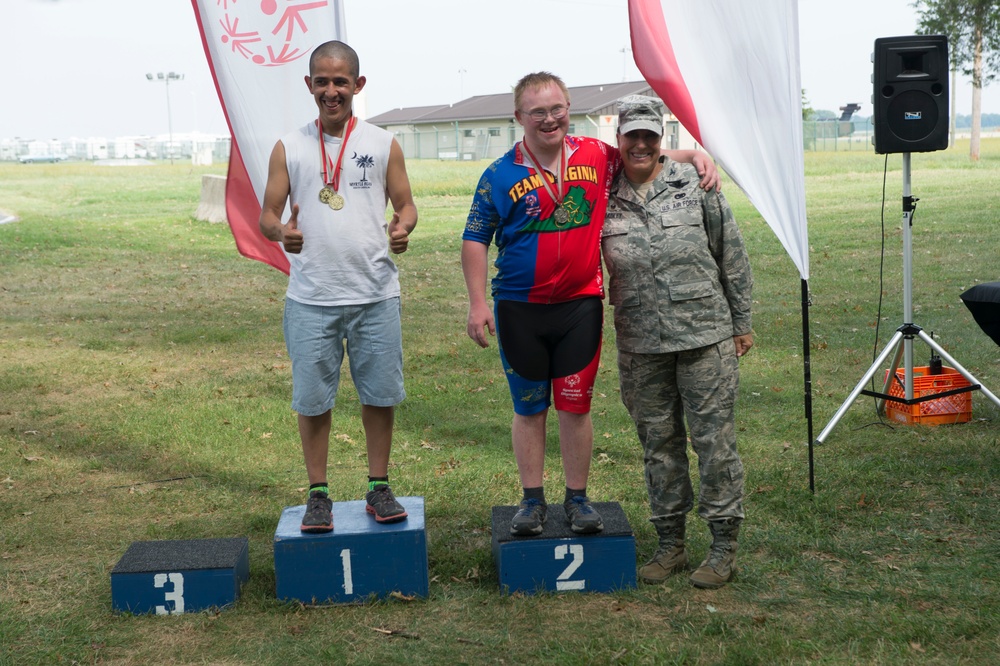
left=801, top=278, right=814, bottom=493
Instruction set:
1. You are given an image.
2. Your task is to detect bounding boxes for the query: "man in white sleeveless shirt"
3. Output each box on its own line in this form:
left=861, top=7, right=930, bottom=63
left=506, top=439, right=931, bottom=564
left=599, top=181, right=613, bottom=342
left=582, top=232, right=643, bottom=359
left=259, top=41, right=418, bottom=533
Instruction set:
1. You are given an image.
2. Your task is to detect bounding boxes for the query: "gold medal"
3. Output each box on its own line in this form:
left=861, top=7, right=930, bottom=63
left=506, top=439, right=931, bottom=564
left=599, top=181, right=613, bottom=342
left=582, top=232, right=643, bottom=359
left=316, top=117, right=356, bottom=216
left=553, top=205, right=569, bottom=227
left=521, top=140, right=569, bottom=228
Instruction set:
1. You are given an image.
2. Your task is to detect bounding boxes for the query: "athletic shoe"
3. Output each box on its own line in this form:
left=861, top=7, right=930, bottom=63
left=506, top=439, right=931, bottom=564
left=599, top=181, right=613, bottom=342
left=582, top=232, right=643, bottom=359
left=564, top=496, right=604, bottom=534
left=300, top=490, right=333, bottom=533
left=365, top=484, right=408, bottom=523
left=510, top=498, right=547, bottom=536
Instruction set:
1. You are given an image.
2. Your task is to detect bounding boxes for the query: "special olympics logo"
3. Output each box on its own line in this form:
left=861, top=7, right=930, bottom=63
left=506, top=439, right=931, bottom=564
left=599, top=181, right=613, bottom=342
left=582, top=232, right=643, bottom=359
left=565, top=374, right=581, bottom=387
left=215, top=0, right=330, bottom=67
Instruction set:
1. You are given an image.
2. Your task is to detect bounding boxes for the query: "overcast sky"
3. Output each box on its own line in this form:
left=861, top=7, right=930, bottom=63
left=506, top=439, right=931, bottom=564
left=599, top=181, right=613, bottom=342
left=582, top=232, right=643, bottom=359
left=1, top=0, right=996, bottom=140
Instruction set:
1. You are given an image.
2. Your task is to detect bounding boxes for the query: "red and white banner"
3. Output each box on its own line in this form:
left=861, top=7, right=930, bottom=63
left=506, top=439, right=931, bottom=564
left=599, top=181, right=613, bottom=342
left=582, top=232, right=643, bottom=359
left=191, top=0, right=347, bottom=274
left=629, top=0, right=809, bottom=280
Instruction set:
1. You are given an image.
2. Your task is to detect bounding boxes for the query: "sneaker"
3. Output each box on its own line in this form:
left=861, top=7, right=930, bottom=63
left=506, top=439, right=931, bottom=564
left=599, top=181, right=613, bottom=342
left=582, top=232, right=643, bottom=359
left=510, top=498, right=547, bottom=536
left=564, top=496, right=604, bottom=534
left=300, top=490, right=333, bottom=533
left=365, top=484, right=408, bottom=523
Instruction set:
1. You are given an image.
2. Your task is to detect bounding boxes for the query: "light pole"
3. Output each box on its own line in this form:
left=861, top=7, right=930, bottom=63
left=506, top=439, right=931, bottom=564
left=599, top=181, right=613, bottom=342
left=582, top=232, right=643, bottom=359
left=146, top=72, right=184, bottom=164
left=619, top=47, right=632, bottom=82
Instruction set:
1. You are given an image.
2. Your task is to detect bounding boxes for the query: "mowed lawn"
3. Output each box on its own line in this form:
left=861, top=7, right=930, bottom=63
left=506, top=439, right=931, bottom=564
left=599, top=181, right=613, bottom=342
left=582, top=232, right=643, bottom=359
left=1, top=141, right=999, bottom=665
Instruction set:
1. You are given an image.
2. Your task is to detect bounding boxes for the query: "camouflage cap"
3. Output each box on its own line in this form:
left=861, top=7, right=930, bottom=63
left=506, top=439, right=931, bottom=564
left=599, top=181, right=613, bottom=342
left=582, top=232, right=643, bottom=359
left=617, top=94, right=664, bottom=136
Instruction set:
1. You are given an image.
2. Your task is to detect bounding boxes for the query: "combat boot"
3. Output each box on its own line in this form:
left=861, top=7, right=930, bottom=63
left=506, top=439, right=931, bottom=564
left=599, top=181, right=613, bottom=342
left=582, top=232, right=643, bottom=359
left=690, top=519, right=740, bottom=589
left=638, top=521, right=687, bottom=584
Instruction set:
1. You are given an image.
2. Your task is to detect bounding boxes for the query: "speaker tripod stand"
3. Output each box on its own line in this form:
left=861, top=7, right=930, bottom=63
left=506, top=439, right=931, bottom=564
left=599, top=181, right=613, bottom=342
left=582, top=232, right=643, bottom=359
left=815, top=153, right=1000, bottom=445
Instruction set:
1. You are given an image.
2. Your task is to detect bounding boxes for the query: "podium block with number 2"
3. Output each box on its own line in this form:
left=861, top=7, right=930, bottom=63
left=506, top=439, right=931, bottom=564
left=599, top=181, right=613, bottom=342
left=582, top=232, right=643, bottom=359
left=491, top=502, right=637, bottom=595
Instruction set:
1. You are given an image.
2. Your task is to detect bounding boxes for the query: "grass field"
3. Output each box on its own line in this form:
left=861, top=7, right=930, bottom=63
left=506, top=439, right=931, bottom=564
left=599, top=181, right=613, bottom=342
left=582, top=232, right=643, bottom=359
left=1, top=141, right=999, bottom=665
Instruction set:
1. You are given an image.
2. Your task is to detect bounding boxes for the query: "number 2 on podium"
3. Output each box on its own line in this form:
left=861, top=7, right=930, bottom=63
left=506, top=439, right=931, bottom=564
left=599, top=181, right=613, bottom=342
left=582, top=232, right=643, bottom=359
left=555, top=544, right=585, bottom=591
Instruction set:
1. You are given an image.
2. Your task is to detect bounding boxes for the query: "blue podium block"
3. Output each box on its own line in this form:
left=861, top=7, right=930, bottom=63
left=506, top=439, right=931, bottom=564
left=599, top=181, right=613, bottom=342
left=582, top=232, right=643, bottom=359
left=274, top=496, right=428, bottom=604
left=491, top=502, right=637, bottom=595
left=111, top=537, right=249, bottom=615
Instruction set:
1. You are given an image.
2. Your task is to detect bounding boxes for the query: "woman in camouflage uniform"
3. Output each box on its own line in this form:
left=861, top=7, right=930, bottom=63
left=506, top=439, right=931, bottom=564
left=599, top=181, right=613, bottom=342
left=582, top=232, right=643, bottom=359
left=602, top=95, right=753, bottom=589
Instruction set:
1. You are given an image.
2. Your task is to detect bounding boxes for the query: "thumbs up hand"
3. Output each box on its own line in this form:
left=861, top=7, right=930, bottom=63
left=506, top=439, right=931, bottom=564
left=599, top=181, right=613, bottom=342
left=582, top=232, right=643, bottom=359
left=282, top=204, right=304, bottom=254
left=388, top=212, right=409, bottom=254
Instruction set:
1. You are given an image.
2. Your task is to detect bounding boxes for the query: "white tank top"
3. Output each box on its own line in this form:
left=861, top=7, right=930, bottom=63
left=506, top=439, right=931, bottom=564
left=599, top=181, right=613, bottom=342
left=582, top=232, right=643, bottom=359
left=281, top=119, right=398, bottom=306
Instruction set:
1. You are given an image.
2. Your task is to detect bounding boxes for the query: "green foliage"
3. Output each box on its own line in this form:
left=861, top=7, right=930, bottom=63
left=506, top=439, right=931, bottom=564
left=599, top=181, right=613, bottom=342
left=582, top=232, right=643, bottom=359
left=1, top=145, right=999, bottom=664
left=916, top=0, right=1000, bottom=85
left=801, top=88, right=814, bottom=121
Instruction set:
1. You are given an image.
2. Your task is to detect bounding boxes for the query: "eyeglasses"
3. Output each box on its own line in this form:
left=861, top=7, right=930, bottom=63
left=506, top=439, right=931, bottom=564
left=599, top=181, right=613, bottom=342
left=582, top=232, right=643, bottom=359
left=522, top=105, right=569, bottom=122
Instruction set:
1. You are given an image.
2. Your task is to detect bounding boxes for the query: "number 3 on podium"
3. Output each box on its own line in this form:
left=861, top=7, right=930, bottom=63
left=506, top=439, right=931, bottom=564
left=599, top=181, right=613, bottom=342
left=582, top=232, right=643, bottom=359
left=154, top=572, right=185, bottom=615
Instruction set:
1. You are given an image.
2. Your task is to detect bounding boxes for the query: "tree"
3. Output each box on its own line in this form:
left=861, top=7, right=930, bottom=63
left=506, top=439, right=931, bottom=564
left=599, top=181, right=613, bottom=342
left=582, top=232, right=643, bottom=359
left=801, top=89, right=814, bottom=121
left=915, top=0, right=1000, bottom=161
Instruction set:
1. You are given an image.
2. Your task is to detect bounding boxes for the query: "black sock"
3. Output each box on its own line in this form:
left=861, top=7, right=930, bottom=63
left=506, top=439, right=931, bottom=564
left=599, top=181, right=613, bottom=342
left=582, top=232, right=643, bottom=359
left=523, top=486, right=546, bottom=503
left=565, top=487, right=587, bottom=503
left=368, top=476, right=389, bottom=492
left=309, top=482, right=329, bottom=496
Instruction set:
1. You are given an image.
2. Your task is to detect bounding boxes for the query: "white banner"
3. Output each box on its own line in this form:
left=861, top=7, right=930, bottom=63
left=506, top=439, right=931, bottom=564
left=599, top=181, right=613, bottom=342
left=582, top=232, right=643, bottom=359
left=191, top=0, right=347, bottom=273
left=629, top=0, right=809, bottom=280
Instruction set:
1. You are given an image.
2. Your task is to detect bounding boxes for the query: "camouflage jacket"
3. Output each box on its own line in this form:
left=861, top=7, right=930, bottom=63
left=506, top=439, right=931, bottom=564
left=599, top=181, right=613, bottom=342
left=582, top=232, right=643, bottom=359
left=602, top=159, right=753, bottom=354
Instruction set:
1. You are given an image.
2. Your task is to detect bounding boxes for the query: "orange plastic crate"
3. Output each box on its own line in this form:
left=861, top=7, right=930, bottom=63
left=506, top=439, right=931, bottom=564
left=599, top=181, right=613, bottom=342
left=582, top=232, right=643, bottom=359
left=883, top=366, right=972, bottom=425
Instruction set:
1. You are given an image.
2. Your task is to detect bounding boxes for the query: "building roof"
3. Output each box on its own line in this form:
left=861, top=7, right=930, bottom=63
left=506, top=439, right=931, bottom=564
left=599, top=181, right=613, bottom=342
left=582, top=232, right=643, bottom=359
left=365, top=104, right=450, bottom=125
left=368, top=80, right=657, bottom=126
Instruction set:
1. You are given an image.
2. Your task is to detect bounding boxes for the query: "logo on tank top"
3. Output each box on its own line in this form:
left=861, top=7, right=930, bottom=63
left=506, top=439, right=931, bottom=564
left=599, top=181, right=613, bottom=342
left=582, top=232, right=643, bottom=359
left=349, top=153, right=375, bottom=189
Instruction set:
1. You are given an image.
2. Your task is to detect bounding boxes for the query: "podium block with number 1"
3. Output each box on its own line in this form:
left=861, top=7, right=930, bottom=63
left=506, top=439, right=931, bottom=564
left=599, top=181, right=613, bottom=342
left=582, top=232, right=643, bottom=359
left=273, top=496, right=428, bottom=604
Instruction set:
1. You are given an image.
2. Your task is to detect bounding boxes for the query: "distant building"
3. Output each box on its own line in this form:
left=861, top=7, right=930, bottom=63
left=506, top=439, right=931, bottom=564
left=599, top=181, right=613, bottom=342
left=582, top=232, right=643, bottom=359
left=8, top=138, right=69, bottom=163
left=1, top=133, right=231, bottom=164
left=367, top=80, right=697, bottom=161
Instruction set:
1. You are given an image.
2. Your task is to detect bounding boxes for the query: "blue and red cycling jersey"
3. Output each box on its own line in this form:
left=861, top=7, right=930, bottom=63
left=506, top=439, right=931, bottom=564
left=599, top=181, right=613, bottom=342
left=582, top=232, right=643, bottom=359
left=463, top=136, right=622, bottom=304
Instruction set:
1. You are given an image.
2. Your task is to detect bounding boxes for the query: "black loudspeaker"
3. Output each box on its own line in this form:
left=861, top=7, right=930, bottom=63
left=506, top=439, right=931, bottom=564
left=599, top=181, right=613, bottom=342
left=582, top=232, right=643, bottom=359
left=872, top=35, right=949, bottom=154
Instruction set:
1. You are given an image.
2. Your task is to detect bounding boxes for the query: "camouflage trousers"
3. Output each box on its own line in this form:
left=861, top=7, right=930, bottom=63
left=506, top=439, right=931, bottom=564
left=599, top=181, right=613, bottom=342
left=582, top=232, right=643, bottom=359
left=618, top=338, right=745, bottom=530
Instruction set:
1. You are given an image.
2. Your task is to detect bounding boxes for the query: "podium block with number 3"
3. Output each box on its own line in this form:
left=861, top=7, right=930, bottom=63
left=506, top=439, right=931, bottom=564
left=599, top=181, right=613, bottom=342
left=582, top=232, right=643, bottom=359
left=110, top=538, right=250, bottom=614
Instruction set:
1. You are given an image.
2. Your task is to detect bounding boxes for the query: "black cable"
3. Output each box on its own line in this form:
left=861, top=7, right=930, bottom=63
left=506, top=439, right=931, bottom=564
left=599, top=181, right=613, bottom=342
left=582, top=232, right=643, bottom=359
left=854, top=153, right=894, bottom=432
left=872, top=153, right=888, bottom=386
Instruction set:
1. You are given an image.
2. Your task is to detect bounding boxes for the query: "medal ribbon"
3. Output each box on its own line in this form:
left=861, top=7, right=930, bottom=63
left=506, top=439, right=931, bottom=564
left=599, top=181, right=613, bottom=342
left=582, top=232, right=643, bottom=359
left=520, top=139, right=566, bottom=209
left=317, top=115, right=357, bottom=194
